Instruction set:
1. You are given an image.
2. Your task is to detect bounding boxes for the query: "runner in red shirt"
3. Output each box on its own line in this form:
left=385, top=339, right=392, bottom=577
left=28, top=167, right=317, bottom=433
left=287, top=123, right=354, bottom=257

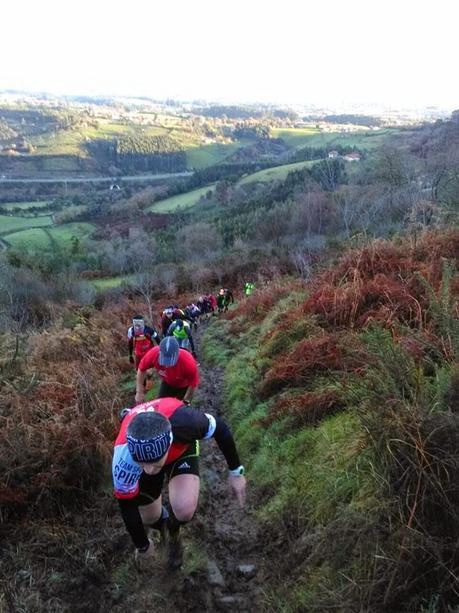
left=135, top=337, right=199, bottom=404
left=113, top=398, right=246, bottom=568
left=127, top=315, right=161, bottom=369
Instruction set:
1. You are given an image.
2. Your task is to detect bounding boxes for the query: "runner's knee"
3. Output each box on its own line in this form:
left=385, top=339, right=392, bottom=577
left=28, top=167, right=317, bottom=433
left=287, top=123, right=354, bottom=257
left=171, top=502, right=196, bottom=523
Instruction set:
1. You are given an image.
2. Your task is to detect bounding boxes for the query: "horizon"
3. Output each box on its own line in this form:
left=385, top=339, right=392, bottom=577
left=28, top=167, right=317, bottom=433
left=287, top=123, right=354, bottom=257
left=0, top=87, right=454, bottom=114
left=0, top=0, right=458, bottom=111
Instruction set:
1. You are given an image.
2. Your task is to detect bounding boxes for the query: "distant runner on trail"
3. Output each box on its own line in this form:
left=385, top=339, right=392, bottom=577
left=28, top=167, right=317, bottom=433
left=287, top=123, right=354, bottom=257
left=127, top=315, right=161, bottom=369
left=184, top=303, right=201, bottom=330
left=166, top=318, right=197, bottom=357
left=160, top=306, right=188, bottom=337
left=135, top=337, right=199, bottom=404
left=244, top=281, right=255, bottom=296
left=217, top=288, right=234, bottom=313
left=112, top=398, right=246, bottom=568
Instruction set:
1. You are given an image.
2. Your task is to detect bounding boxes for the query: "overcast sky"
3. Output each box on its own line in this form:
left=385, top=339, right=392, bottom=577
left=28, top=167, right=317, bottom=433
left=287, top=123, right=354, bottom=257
left=1, top=0, right=457, bottom=109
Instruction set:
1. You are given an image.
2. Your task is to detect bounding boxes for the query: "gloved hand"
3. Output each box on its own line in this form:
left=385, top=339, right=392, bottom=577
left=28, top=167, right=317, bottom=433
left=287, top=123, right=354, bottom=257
left=129, top=355, right=134, bottom=364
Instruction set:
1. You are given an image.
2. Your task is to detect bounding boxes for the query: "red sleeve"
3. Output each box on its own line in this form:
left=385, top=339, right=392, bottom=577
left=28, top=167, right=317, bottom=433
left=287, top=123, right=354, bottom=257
left=181, top=350, right=200, bottom=387
left=138, top=346, right=160, bottom=371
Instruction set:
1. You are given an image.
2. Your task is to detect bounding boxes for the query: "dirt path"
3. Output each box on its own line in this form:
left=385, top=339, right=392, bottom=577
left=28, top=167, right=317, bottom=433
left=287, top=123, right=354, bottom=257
left=108, top=327, right=264, bottom=613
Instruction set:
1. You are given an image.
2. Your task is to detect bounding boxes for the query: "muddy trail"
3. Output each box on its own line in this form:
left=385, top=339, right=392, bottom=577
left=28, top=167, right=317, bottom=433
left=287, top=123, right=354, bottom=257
left=109, top=327, right=265, bottom=613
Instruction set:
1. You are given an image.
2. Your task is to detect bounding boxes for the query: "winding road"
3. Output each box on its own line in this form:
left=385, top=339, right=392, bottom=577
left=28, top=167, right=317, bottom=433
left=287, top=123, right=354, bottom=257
left=0, top=171, right=193, bottom=184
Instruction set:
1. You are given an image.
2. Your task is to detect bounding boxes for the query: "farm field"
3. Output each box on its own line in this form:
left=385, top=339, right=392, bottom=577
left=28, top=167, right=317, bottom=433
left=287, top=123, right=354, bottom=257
left=238, top=159, right=319, bottom=185
left=29, top=122, right=170, bottom=157
left=186, top=141, right=243, bottom=169
left=0, top=214, right=54, bottom=234
left=271, top=127, right=321, bottom=147
left=0, top=201, right=52, bottom=212
left=147, top=159, right=324, bottom=213
left=272, top=127, right=398, bottom=150
left=4, top=222, right=95, bottom=251
left=146, top=184, right=216, bottom=213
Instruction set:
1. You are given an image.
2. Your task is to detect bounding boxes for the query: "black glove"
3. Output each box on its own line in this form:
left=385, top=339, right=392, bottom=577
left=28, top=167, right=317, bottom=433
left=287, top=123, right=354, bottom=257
left=129, top=355, right=134, bottom=364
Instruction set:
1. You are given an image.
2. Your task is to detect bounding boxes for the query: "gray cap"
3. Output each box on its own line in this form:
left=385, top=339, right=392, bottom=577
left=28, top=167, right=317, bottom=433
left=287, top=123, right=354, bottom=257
left=159, top=336, right=180, bottom=366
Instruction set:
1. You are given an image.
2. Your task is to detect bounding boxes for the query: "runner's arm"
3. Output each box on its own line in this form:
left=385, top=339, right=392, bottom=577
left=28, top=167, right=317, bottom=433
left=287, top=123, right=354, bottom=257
left=118, top=499, right=150, bottom=550
left=171, top=406, right=241, bottom=470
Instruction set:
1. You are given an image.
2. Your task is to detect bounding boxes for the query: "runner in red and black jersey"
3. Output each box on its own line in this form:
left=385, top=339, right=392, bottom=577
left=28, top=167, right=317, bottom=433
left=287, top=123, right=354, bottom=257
left=127, top=315, right=161, bottom=369
left=135, top=337, right=199, bottom=404
left=113, top=397, right=246, bottom=568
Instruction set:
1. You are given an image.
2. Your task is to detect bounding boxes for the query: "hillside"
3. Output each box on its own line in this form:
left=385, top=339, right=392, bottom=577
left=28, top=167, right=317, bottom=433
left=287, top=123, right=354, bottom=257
left=0, top=230, right=457, bottom=612
left=202, top=230, right=459, bottom=612
left=0, top=99, right=401, bottom=181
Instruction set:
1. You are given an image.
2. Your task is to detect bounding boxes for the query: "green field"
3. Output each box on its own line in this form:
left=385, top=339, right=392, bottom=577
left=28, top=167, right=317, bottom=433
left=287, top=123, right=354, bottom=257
left=26, top=121, right=244, bottom=171
left=186, top=142, right=243, bottom=169
left=4, top=222, right=95, bottom=250
left=0, top=214, right=54, bottom=234
left=272, top=127, right=397, bottom=150
left=146, top=184, right=216, bottom=213
left=29, top=122, right=171, bottom=157
left=3, top=227, right=53, bottom=250
left=89, top=274, right=136, bottom=290
left=238, top=160, right=319, bottom=185
left=271, top=127, right=321, bottom=147
left=0, top=201, right=52, bottom=212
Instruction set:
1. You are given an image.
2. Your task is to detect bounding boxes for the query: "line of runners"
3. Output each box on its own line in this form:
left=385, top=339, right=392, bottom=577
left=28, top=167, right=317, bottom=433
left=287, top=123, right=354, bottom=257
left=115, top=287, right=251, bottom=569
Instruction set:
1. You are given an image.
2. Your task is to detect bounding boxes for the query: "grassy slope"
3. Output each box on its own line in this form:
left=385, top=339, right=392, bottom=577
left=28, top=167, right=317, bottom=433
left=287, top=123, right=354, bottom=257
left=238, top=159, right=318, bottom=185
left=0, top=214, right=54, bottom=234
left=201, top=233, right=459, bottom=612
left=5, top=222, right=95, bottom=250
left=146, top=184, right=216, bottom=213
left=272, top=127, right=397, bottom=150
left=186, top=141, right=243, bottom=169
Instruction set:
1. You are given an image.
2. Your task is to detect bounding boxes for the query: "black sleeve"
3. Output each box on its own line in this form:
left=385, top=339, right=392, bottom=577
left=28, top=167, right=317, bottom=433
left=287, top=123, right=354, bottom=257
left=213, top=416, right=241, bottom=470
left=128, top=338, right=133, bottom=356
left=170, top=405, right=210, bottom=442
left=170, top=407, right=241, bottom=470
left=118, top=499, right=149, bottom=550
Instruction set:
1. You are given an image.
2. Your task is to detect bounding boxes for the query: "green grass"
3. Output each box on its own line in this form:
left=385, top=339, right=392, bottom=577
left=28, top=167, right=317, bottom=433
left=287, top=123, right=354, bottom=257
left=238, top=160, right=319, bottom=185
left=146, top=184, right=216, bottom=213
left=271, top=127, right=398, bottom=151
left=0, top=201, right=52, bottom=212
left=4, top=222, right=95, bottom=251
left=89, top=274, right=136, bottom=290
left=29, top=122, right=169, bottom=157
left=271, top=127, right=321, bottom=147
left=30, top=129, right=87, bottom=156
left=4, top=227, right=53, bottom=250
left=48, top=222, right=94, bottom=242
left=0, top=214, right=54, bottom=234
left=186, top=141, right=243, bottom=169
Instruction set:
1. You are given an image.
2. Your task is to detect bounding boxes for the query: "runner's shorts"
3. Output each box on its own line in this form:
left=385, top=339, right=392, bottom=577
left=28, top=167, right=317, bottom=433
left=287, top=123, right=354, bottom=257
left=135, top=441, right=200, bottom=506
